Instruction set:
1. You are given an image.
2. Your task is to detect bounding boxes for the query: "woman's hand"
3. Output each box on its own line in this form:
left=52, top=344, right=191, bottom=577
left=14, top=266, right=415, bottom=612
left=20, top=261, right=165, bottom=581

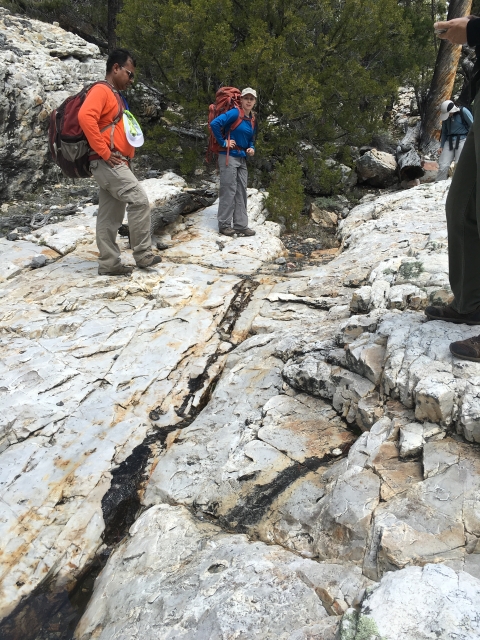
left=434, top=17, right=469, bottom=44
left=246, top=148, right=255, bottom=156
left=225, top=139, right=237, bottom=149
left=438, top=148, right=443, bottom=155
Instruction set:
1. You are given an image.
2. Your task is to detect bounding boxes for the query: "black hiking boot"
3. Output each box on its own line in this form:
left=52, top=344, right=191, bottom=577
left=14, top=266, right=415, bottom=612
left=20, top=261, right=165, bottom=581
left=219, top=227, right=236, bottom=237
left=136, top=253, right=163, bottom=268
left=98, top=264, right=134, bottom=276
left=424, top=305, right=480, bottom=325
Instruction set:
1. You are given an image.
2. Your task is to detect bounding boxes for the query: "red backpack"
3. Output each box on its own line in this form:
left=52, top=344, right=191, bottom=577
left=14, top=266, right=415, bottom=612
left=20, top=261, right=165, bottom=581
left=48, top=81, right=124, bottom=179
left=206, top=87, right=256, bottom=165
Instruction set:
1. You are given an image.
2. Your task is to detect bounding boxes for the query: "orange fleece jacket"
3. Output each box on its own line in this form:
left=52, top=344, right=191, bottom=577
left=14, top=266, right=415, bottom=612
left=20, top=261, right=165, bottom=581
left=78, top=83, right=135, bottom=160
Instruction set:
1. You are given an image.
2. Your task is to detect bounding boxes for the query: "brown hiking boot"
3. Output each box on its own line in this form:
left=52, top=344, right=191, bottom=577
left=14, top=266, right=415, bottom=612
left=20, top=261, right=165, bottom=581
left=424, top=305, right=480, bottom=325
left=136, top=253, right=162, bottom=268
left=450, top=335, right=480, bottom=362
left=236, top=227, right=256, bottom=236
left=98, top=264, right=134, bottom=276
left=219, top=227, right=236, bottom=237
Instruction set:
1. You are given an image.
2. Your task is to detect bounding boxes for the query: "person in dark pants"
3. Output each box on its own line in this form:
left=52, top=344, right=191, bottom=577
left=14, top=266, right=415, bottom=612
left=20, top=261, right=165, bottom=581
left=209, top=88, right=257, bottom=237
left=425, top=16, right=480, bottom=361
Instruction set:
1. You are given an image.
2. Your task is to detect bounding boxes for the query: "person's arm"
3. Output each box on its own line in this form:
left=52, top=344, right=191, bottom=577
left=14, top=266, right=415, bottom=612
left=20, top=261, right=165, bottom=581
left=440, top=122, right=447, bottom=150
left=78, top=86, right=112, bottom=161
left=463, top=107, right=474, bottom=127
left=467, top=17, right=480, bottom=46
left=209, top=109, right=239, bottom=149
left=434, top=16, right=478, bottom=45
left=246, top=120, right=256, bottom=156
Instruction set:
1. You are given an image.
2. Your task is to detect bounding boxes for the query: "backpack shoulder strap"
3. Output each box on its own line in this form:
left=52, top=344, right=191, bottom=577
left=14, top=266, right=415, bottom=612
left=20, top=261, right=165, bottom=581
left=459, top=106, right=471, bottom=130
left=89, top=82, right=125, bottom=151
left=229, top=107, right=245, bottom=132
left=94, top=82, right=124, bottom=118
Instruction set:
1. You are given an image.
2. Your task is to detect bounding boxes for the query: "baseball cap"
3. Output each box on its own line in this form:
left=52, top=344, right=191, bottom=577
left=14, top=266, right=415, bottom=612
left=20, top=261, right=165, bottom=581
left=440, top=100, right=460, bottom=121
left=241, top=87, right=257, bottom=98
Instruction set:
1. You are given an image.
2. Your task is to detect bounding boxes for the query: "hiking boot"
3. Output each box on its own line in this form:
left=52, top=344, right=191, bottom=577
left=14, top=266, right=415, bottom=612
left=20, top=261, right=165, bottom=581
left=424, top=305, right=480, bottom=325
left=136, top=253, right=162, bottom=268
left=236, top=228, right=256, bottom=236
left=98, top=264, right=134, bottom=276
left=219, top=227, right=236, bottom=237
left=450, top=335, right=480, bottom=362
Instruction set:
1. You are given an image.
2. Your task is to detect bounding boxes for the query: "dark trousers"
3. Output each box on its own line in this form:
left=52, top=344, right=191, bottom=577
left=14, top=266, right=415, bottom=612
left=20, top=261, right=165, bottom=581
left=446, top=96, right=480, bottom=313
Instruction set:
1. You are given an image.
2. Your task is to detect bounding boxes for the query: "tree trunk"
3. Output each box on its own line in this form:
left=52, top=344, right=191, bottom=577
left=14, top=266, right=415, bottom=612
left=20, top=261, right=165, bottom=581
left=397, top=122, right=425, bottom=180
left=107, top=0, right=122, bottom=52
left=419, top=0, right=472, bottom=152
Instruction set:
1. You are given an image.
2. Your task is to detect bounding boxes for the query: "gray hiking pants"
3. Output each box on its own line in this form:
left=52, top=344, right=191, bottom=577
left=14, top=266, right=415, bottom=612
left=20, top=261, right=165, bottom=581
left=217, top=154, right=249, bottom=231
left=446, top=96, right=480, bottom=313
left=90, top=159, right=152, bottom=271
left=436, top=138, right=466, bottom=181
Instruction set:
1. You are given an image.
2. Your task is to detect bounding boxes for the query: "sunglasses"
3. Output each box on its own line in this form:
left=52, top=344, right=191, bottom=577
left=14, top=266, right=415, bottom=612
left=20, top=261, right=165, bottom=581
left=121, top=66, right=135, bottom=81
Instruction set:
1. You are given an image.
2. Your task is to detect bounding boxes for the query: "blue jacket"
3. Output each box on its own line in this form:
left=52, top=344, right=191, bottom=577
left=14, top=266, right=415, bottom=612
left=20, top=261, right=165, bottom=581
left=210, top=108, right=256, bottom=158
left=440, top=108, right=473, bottom=148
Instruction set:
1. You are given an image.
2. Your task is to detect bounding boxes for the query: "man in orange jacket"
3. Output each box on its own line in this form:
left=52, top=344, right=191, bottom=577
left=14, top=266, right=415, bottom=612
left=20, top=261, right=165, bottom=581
left=79, top=48, right=161, bottom=276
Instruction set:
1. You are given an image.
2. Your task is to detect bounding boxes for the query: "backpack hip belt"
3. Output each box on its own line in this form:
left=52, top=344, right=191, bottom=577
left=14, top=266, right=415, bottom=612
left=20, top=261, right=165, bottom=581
left=89, top=151, right=132, bottom=163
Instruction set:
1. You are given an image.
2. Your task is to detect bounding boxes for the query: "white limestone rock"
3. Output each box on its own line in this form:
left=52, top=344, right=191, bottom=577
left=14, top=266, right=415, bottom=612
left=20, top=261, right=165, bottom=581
left=399, top=422, right=424, bottom=457
left=75, top=504, right=347, bottom=640
left=0, top=8, right=104, bottom=198
left=0, top=238, right=59, bottom=281
left=35, top=220, right=95, bottom=255
left=141, top=172, right=187, bottom=205
left=355, top=149, right=397, bottom=187
left=363, top=437, right=480, bottom=580
left=143, top=334, right=288, bottom=522
left=161, top=197, right=284, bottom=274
left=0, top=253, right=242, bottom=618
left=346, top=564, right=480, bottom=640
left=312, top=468, right=380, bottom=564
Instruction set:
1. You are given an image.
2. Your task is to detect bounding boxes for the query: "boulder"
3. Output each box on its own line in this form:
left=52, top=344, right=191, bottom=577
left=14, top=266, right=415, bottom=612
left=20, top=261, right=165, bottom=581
left=75, top=504, right=349, bottom=640
left=342, top=564, right=480, bottom=640
left=310, top=203, right=338, bottom=228
left=420, top=159, right=439, bottom=183
left=356, top=149, right=398, bottom=187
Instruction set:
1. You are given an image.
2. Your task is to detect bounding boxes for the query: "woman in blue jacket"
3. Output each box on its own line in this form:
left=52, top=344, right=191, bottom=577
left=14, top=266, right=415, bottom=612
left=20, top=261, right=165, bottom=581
left=209, top=88, right=257, bottom=236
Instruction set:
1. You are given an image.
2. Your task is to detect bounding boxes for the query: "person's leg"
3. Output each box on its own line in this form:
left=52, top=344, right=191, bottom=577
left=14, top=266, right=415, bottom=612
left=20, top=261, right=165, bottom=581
left=445, top=97, right=480, bottom=315
left=217, top=154, right=238, bottom=230
left=453, top=137, right=466, bottom=166
left=91, top=160, right=157, bottom=269
left=119, top=175, right=152, bottom=264
left=90, top=161, right=127, bottom=272
left=436, top=146, right=455, bottom=181
left=232, top=158, right=249, bottom=231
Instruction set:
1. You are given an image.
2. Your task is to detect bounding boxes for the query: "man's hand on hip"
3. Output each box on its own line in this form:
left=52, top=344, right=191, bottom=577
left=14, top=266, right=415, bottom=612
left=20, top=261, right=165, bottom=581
left=435, top=17, right=469, bottom=45
left=106, top=154, right=125, bottom=168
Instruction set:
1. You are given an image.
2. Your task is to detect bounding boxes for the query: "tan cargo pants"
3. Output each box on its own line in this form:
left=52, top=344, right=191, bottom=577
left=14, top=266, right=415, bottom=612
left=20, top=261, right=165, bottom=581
left=90, top=160, right=152, bottom=271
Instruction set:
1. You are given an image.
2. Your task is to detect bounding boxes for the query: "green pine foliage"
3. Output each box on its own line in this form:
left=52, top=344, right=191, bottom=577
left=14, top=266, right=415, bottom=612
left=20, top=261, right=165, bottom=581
left=398, top=0, right=447, bottom=118
left=116, top=0, right=444, bottom=190
left=265, top=155, right=304, bottom=231
left=119, top=0, right=412, bottom=140
left=1, top=0, right=448, bottom=191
